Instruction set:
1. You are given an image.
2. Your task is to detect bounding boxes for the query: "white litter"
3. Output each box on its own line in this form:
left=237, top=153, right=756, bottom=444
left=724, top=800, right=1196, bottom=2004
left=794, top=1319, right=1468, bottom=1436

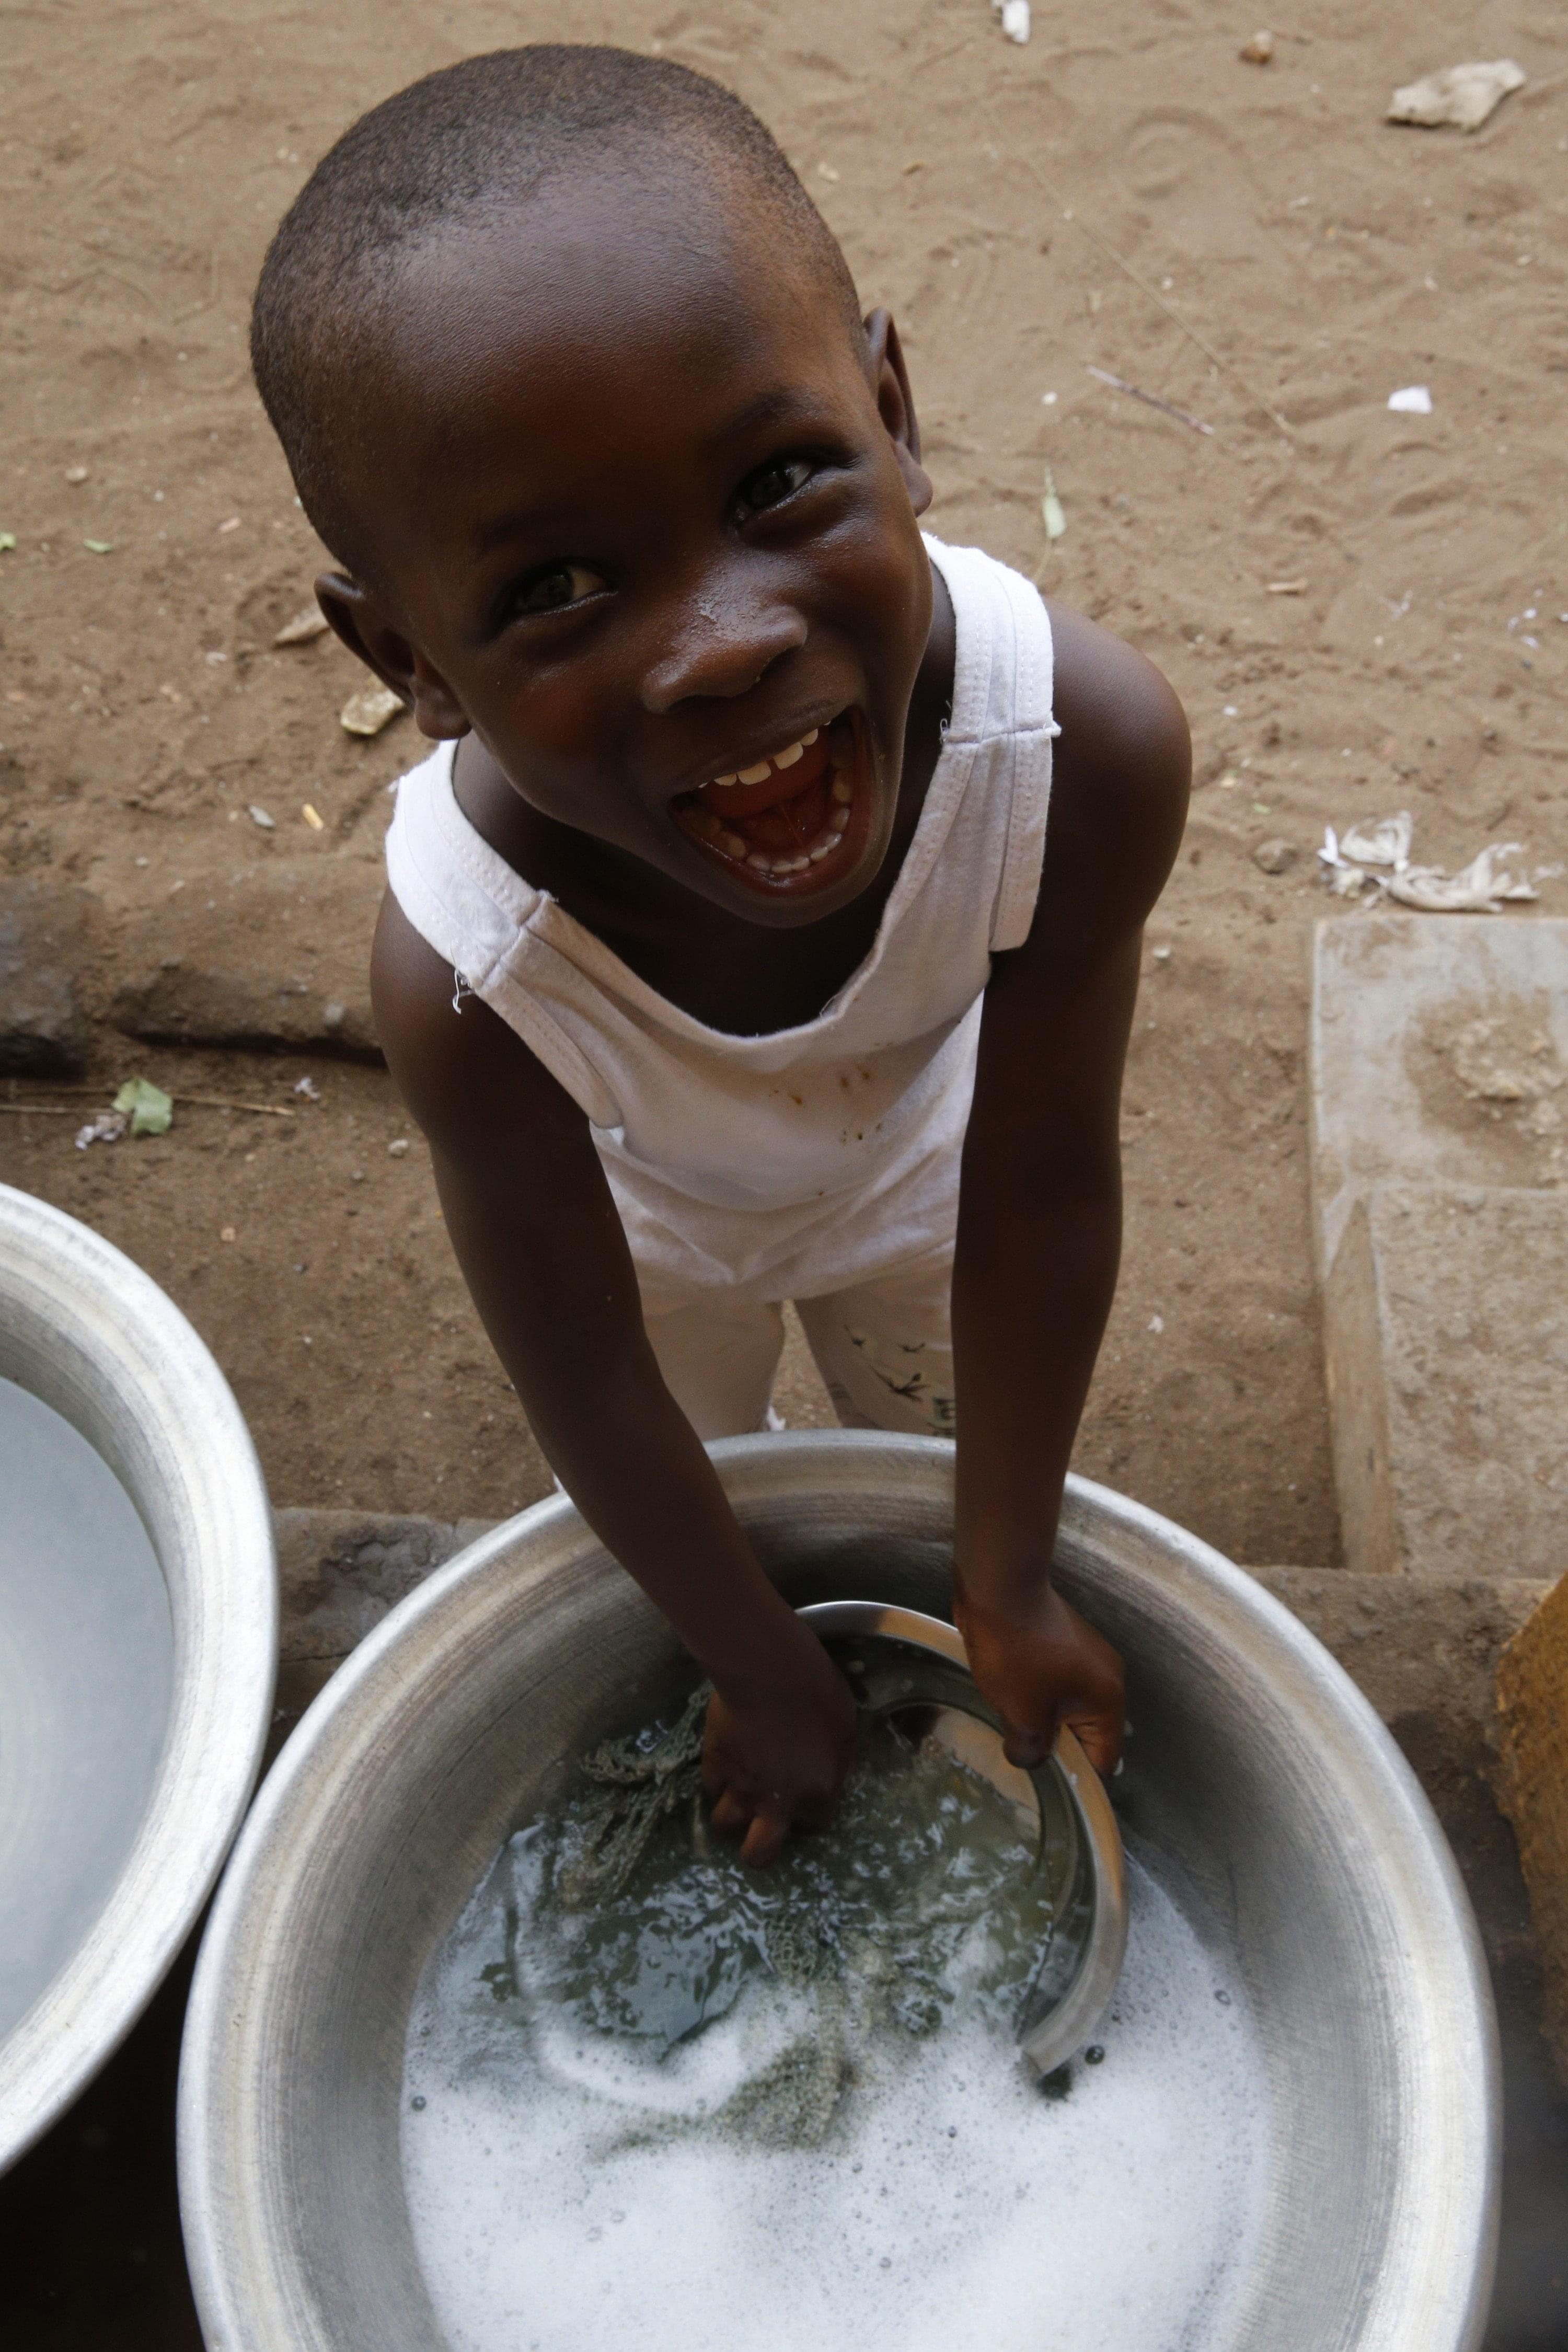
left=74, top=1110, right=128, bottom=1151
left=1388, top=61, right=1525, bottom=135
left=1387, top=386, right=1432, bottom=416
left=1319, top=814, right=1553, bottom=914
left=1041, top=467, right=1066, bottom=541
left=248, top=804, right=277, bottom=831
left=993, top=0, right=1030, bottom=42
left=293, top=1075, right=321, bottom=1101
left=1339, top=813, right=1412, bottom=869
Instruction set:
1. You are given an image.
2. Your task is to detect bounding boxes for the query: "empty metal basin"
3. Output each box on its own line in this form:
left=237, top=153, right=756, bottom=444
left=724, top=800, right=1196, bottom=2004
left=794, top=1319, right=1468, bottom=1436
left=179, top=1431, right=1498, bottom=2352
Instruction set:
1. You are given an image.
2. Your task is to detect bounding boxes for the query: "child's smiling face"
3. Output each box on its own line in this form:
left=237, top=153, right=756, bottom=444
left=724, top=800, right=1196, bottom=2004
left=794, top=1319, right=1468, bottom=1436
left=325, top=159, right=938, bottom=928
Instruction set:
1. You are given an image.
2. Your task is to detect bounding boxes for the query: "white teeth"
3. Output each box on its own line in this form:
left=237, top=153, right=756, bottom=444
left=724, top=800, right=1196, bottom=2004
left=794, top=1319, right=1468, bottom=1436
left=745, top=851, right=773, bottom=870
left=720, top=830, right=747, bottom=857
left=831, top=776, right=852, bottom=806
left=706, top=727, right=826, bottom=790
left=809, top=840, right=835, bottom=862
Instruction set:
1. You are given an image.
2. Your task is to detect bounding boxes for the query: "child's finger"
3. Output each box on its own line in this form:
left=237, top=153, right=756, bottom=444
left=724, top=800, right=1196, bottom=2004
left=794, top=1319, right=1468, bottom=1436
left=708, top=1784, right=752, bottom=1840
left=1001, top=1722, right=1052, bottom=1771
left=738, top=1807, right=790, bottom=1869
left=1066, top=1703, right=1124, bottom=1778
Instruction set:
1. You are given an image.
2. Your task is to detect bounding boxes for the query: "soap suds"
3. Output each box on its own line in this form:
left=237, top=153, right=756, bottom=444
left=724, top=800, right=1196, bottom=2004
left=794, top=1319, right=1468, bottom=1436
left=403, top=1791, right=1269, bottom=2352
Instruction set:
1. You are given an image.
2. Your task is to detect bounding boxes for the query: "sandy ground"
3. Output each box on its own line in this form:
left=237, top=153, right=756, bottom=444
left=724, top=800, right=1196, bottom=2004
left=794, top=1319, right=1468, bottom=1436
left=3, top=0, right=1566, bottom=1566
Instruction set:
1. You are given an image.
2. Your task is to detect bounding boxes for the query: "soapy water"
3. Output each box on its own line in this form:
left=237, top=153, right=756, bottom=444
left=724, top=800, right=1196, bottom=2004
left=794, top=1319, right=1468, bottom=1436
left=403, top=1714, right=1270, bottom=2352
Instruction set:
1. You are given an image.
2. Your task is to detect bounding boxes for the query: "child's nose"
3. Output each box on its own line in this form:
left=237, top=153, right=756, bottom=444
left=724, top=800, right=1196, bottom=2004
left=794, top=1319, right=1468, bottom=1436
left=640, top=594, right=808, bottom=713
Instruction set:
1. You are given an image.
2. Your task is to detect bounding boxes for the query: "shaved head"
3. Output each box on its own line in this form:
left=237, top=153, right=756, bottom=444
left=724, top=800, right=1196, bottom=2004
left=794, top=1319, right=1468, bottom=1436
left=250, top=45, right=863, bottom=579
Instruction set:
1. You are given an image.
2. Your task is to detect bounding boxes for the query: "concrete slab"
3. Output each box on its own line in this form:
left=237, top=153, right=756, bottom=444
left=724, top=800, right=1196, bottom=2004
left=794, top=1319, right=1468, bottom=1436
left=272, top=1507, right=491, bottom=1740
left=1324, top=1185, right=1568, bottom=1578
left=1311, top=916, right=1568, bottom=1575
left=1311, top=914, right=1568, bottom=1279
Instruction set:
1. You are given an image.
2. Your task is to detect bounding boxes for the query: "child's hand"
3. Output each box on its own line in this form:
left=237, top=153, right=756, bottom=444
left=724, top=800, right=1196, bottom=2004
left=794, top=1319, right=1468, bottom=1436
left=953, top=1581, right=1125, bottom=1779
left=701, top=1631, right=859, bottom=1868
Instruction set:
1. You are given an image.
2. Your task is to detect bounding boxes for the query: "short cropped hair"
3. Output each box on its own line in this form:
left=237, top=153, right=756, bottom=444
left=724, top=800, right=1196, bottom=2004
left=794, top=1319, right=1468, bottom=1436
left=251, top=45, right=862, bottom=577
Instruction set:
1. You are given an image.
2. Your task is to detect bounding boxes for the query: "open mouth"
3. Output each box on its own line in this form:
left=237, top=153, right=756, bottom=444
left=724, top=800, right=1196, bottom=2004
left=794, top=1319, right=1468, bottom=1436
left=671, top=710, right=870, bottom=894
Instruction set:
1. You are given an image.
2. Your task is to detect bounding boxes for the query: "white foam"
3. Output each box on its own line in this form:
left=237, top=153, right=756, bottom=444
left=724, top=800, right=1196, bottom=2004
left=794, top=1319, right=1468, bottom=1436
left=402, top=1846, right=1270, bottom=2352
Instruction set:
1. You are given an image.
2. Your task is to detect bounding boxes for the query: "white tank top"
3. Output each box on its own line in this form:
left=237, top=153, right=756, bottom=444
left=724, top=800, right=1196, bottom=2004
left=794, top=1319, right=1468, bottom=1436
left=385, top=536, right=1057, bottom=1309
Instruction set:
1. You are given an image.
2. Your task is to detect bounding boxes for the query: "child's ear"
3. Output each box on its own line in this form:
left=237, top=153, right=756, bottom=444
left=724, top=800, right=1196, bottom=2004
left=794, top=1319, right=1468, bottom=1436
left=314, top=573, right=470, bottom=742
left=864, top=309, right=933, bottom=517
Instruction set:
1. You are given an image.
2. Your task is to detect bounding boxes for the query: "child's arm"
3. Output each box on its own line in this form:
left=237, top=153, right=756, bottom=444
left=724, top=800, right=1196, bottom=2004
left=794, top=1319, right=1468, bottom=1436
left=371, top=895, right=857, bottom=1865
left=951, top=608, right=1191, bottom=1776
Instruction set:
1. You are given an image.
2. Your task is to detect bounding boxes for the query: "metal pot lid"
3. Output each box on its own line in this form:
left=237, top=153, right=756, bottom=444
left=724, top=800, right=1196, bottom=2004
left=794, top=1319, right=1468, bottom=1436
left=800, top=1600, right=1127, bottom=2078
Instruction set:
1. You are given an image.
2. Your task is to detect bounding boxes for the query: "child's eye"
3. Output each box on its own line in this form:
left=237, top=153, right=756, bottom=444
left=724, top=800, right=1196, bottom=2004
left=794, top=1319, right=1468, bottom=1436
left=737, top=457, right=816, bottom=515
left=509, top=561, right=609, bottom=618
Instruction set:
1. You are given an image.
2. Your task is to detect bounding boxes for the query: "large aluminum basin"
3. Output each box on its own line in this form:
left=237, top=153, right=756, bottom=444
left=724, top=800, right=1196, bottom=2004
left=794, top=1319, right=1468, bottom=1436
left=0, top=1182, right=276, bottom=2172
left=179, top=1432, right=1498, bottom=2352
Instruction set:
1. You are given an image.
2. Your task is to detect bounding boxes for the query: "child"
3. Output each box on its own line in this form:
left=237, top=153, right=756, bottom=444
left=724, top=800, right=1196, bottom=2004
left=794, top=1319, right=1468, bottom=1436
left=252, top=45, right=1189, bottom=1864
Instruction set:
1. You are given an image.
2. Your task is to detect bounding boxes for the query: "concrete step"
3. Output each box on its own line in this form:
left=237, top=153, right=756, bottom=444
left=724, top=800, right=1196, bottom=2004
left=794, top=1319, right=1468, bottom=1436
left=1311, top=914, right=1568, bottom=1575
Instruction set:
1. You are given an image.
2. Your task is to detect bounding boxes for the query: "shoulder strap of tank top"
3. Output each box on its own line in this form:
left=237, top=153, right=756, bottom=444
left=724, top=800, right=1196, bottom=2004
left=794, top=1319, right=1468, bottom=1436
left=986, top=559, right=1058, bottom=953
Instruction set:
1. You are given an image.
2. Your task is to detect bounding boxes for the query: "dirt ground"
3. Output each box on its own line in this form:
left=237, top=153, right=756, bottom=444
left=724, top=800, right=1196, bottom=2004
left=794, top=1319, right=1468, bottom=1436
left=3, top=0, right=1566, bottom=1563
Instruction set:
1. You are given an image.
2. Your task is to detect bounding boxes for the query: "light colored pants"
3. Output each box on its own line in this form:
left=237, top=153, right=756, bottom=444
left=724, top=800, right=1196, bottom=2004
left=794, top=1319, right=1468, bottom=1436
left=643, top=1252, right=956, bottom=1441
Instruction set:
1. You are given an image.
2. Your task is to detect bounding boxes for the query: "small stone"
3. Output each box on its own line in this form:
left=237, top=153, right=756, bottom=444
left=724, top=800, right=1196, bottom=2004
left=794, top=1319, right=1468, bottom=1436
left=387, top=1137, right=410, bottom=1157
left=248, top=805, right=276, bottom=831
left=64, top=465, right=89, bottom=485
left=339, top=681, right=406, bottom=737
left=273, top=604, right=330, bottom=648
left=1239, top=29, right=1274, bottom=63
left=1253, top=837, right=1299, bottom=876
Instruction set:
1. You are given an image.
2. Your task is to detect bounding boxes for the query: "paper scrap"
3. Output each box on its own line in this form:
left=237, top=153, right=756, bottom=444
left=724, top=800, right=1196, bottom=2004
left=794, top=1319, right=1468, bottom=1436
left=1041, top=467, right=1066, bottom=541
left=75, top=1110, right=128, bottom=1150
left=1388, top=386, right=1432, bottom=415
left=1388, top=61, right=1524, bottom=134
left=1319, top=813, right=1549, bottom=913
